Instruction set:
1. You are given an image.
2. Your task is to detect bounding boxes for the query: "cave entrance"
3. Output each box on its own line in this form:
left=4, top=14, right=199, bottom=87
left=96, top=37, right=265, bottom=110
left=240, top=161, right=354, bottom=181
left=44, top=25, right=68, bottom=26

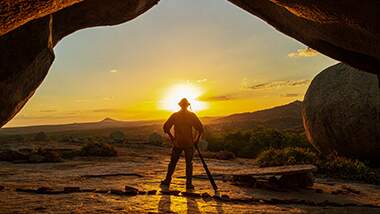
left=5, top=0, right=335, bottom=127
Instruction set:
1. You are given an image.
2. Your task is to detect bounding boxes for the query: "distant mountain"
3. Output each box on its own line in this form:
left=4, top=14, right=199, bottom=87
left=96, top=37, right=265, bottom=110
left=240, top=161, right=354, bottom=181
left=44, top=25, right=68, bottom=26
left=98, top=117, right=127, bottom=125
left=0, top=118, right=160, bottom=135
left=0, top=101, right=304, bottom=135
left=100, top=117, right=118, bottom=123
left=216, top=101, right=303, bottom=131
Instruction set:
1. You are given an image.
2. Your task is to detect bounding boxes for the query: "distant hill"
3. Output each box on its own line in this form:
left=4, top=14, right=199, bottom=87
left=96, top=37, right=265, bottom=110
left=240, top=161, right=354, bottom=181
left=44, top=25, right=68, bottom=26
left=215, top=101, right=303, bottom=131
left=0, top=101, right=304, bottom=135
left=0, top=118, right=161, bottom=135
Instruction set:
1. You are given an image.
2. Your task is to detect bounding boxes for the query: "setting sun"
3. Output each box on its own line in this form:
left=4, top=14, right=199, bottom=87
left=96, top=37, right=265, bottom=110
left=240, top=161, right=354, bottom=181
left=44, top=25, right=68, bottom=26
left=160, top=83, right=208, bottom=112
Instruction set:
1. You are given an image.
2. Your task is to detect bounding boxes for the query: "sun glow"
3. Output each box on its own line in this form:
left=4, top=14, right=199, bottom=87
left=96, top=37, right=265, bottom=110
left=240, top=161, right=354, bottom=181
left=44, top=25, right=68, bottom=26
left=160, top=83, right=208, bottom=112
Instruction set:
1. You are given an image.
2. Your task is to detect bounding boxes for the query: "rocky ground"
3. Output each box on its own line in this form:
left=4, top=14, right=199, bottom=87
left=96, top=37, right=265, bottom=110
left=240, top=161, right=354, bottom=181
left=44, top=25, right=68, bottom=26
left=0, top=142, right=380, bottom=213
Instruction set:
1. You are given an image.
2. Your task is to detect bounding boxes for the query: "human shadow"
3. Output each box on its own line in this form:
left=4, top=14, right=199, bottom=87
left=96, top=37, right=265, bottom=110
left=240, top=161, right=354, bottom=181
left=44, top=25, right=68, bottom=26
left=186, top=197, right=201, bottom=214
left=158, top=194, right=172, bottom=213
left=215, top=199, right=224, bottom=214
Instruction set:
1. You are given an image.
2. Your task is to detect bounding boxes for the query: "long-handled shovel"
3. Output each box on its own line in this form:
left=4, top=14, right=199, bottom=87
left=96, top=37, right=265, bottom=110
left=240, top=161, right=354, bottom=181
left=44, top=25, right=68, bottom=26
left=194, top=143, right=220, bottom=196
left=167, top=132, right=219, bottom=196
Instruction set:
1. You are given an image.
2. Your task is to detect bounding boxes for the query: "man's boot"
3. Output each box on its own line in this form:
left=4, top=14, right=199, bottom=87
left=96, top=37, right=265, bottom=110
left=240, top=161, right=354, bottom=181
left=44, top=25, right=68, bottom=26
left=186, top=183, right=194, bottom=190
left=160, top=178, right=171, bottom=187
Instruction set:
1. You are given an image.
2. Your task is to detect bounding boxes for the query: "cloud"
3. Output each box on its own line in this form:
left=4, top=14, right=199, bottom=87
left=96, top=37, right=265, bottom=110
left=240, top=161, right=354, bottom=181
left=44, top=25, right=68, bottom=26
left=103, top=97, right=113, bottom=101
left=16, top=114, right=77, bottom=120
left=240, top=78, right=249, bottom=89
left=281, top=93, right=303, bottom=98
left=75, top=99, right=91, bottom=103
left=288, top=47, right=318, bottom=58
left=109, top=69, right=118, bottom=73
left=199, top=95, right=233, bottom=101
left=92, top=108, right=121, bottom=113
left=39, top=109, right=57, bottom=113
left=248, top=80, right=310, bottom=90
left=196, top=78, right=208, bottom=83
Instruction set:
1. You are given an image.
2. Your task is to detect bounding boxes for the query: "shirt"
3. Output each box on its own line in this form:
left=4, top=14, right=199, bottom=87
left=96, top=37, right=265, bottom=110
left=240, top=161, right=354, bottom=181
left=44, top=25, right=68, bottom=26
left=163, top=110, right=204, bottom=148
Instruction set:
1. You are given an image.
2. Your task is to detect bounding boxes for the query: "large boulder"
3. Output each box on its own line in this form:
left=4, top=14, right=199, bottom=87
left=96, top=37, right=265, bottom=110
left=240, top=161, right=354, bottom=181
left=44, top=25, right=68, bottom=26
left=302, top=63, right=380, bottom=162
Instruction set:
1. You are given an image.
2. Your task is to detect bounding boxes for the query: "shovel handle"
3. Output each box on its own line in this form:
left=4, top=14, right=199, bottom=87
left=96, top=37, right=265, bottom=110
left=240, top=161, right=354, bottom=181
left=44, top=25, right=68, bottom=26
left=195, top=144, right=218, bottom=192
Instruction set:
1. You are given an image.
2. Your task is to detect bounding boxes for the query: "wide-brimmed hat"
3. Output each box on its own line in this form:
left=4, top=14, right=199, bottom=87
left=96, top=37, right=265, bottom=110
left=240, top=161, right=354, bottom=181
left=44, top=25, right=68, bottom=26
left=178, top=98, right=190, bottom=107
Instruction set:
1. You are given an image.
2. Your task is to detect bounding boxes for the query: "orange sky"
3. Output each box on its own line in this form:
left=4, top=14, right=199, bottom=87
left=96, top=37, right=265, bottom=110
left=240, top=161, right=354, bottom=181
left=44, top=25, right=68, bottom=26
left=5, top=0, right=336, bottom=127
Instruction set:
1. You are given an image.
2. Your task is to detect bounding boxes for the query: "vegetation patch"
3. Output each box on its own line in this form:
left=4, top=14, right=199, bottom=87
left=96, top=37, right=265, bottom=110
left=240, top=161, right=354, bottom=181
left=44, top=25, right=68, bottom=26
left=257, top=147, right=317, bottom=167
left=317, top=155, right=375, bottom=182
left=147, top=132, right=163, bottom=146
left=33, top=132, right=49, bottom=141
left=0, top=149, right=28, bottom=162
left=28, top=148, right=62, bottom=163
left=256, top=147, right=379, bottom=184
left=0, top=147, right=62, bottom=163
left=80, top=142, right=117, bottom=157
left=206, top=127, right=310, bottom=158
left=109, top=131, right=126, bottom=143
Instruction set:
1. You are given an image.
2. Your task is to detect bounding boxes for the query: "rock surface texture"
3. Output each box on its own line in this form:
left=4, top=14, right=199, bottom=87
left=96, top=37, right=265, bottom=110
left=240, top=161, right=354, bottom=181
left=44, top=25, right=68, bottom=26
left=228, top=0, right=380, bottom=75
left=0, top=0, right=159, bottom=127
left=302, top=63, right=380, bottom=162
left=1, top=0, right=380, bottom=127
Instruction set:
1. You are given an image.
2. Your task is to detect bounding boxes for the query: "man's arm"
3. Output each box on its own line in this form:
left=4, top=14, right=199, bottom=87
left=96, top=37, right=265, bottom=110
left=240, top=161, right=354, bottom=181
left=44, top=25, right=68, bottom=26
left=192, top=113, right=204, bottom=144
left=163, top=114, right=175, bottom=143
left=194, top=131, right=202, bottom=145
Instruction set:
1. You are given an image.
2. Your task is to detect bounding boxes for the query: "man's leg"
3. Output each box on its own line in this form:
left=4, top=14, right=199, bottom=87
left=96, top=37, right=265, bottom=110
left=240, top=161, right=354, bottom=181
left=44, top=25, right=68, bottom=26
left=184, top=147, right=194, bottom=189
left=162, top=147, right=182, bottom=185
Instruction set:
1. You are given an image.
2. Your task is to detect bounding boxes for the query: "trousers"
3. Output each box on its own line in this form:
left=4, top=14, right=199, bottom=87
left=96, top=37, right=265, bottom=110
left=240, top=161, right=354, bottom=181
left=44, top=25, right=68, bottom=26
left=164, top=146, right=194, bottom=185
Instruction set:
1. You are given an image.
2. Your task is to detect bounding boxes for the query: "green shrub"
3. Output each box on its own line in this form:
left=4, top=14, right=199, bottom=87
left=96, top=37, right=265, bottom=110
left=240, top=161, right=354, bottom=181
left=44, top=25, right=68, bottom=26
left=218, top=128, right=309, bottom=158
left=28, top=148, right=62, bottom=163
left=80, top=142, right=117, bottom=157
left=282, top=132, right=311, bottom=148
left=256, top=148, right=379, bottom=184
left=223, top=131, right=251, bottom=157
left=203, top=126, right=224, bottom=152
left=11, top=135, right=25, bottom=142
left=148, top=132, right=163, bottom=146
left=257, top=147, right=317, bottom=167
left=197, top=140, right=209, bottom=151
left=109, top=131, right=126, bottom=143
left=60, top=149, right=80, bottom=159
left=0, top=149, right=28, bottom=161
left=206, top=136, right=224, bottom=152
left=33, top=132, right=49, bottom=141
left=317, top=155, right=372, bottom=181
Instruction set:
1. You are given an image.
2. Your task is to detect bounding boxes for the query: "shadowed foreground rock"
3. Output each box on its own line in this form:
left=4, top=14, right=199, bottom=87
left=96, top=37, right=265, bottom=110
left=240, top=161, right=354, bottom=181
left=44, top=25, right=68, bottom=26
left=302, top=63, right=380, bottom=162
left=2, top=0, right=380, bottom=127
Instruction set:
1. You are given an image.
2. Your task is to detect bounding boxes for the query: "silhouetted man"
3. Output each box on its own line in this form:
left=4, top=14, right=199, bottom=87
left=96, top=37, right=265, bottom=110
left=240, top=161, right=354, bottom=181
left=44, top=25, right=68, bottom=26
left=161, top=98, right=204, bottom=190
